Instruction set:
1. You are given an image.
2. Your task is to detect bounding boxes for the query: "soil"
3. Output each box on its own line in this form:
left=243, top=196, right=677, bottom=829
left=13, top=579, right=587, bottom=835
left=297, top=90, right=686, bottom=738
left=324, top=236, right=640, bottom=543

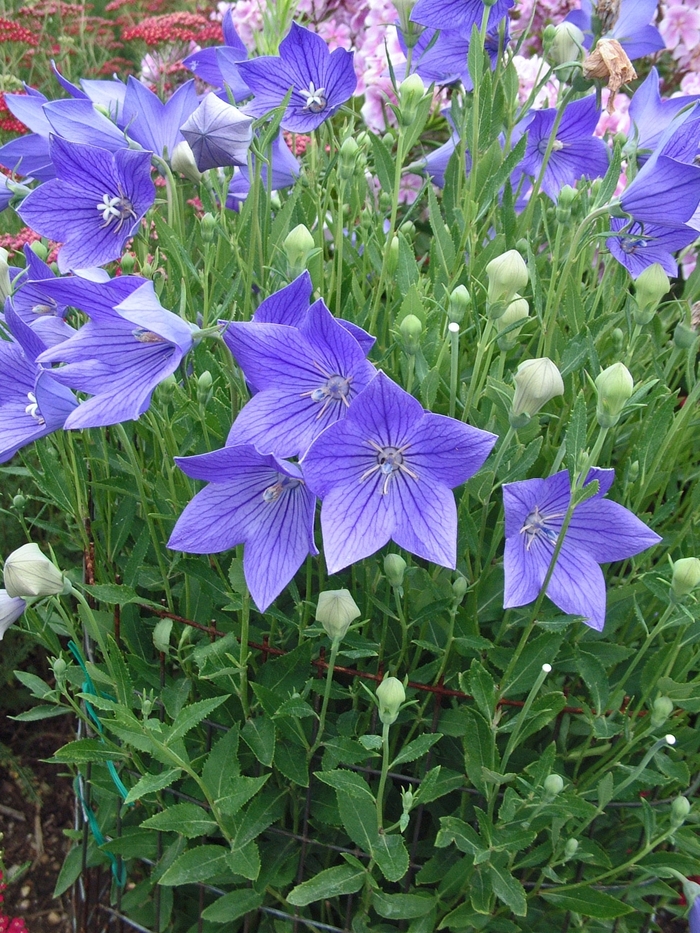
left=0, top=716, right=74, bottom=933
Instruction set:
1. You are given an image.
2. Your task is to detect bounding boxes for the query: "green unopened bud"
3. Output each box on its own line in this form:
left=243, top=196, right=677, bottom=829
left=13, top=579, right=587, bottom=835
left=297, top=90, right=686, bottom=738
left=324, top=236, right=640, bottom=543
left=386, top=235, right=400, bottom=278
left=393, top=0, right=417, bottom=33
left=542, top=23, right=557, bottom=48
left=382, top=132, right=395, bottom=149
left=671, top=557, right=700, bottom=598
left=52, top=656, right=67, bottom=685
left=564, top=837, right=579, bottom=859
left=549, top=21, right=585, bottom=66
left=682, top=880, right=700, bottom=912
left=376, top=676, right=406, bottom=726
left=4, top=543, right=68, bottom=598
left=486, top=250, right=528, bottom=308
left=11, top=494, right=26, bottom=512
left=628, top=460, right=639, bottom=482
left=595, top=361, right=634, bottom=427
left=651, top=696, right=674, bottom=728
left=448, top=285, right=470, bottom=324
left=120, top=252, right=136, bottom=275
left=141, top=691, right=155, bottom=717
left=284, top=224, right=316, bottom=277
left=0, top=248, right=10, bottom=302
left=201, top=212, right=217, bottom=244
left=158, top=373, right=177, bottom=403
left=556, top=184, right=578, bottom=223
left=29, top=240, right=48, bottom=261
left=384, top=554, right=407, bottom=590
left=671, top=795, right=691, bottom=828
left=496, top=294, right=530, bottom=350
left=399, top=314, right=422, bottom=354
left=452, top=575, right=468, bottom=602
left=316, top=589, right=361, bottom=642
left=197, top=370, right=214, bottom=407
left=634, top=263, right=669, bottom=321
left=510, top=358, right=564, bottom=428
left=674, top=320, right=697, bottom=350
left=544, top=773, right=564, bottom=797
left=397, top=73, right=426, bottom=126
left=171, top=140, right=203, bottom=183
left=339, top=136, right=360, bottom=180
left=399, top=221, right=416, bottom=240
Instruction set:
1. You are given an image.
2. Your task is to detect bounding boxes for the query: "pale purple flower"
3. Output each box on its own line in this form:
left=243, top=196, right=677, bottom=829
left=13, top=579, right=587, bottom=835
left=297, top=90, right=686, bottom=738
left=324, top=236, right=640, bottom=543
left=627, top=68, right=700, bottom=161
left=180, top=93, right=254, bottom=171
left=223, top=298, right=376, bottom=458
left=0, top=590, right=27, bottom=639
left=302, top=371, right=497, bottom=573
left=0, top=88, right=54, bottom=181
left=17, top=137, right=155, bottom=273
left=606, top=217, right=698, bottom=278
left=690, top=894, right=700, bottom=933
left=410, top=0, right=513, bottom=38
left=168, top=444, right=317, bottom=612
left=121, top=77, right=199, bottom=160
left=566, top=0, right=664, bottom=59
left=238, top=22, right=357, bottom=132
left=503, top=469, right=661, bottom=631
left=183, top=9, right=250, bottom=102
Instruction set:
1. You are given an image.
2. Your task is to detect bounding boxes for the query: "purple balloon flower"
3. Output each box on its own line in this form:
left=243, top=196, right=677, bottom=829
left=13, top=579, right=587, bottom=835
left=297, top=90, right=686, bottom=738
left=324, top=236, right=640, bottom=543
left=606, top=216, right=698, bottom=278
left=227, top=132, right=301, bottom=201
left=396, top=21, right=508, bottom=90
left=0, top=303, right=78, bottom=462
left=410, top=0, right=513, bottom=38
left=168, top=444, right=317, bottom=612
left=565, top=0, right=664, bottom=60
left=238, top=22, right=357, bottom=133
left=180, top=93, right=253, bottom=171
left=514, top=95, right=609, bottom=200
left=0, top=590, right=27, bottom=639
left=122, top=77, right=199, bottom=160
left=302, top=371, right=497, bottom=573
left=503, top=468, right=661, bottom=631
left=0, top=88, right=54, bottom=181
left=17, top=137, right=155, bottom=273
left=183, top=9, right=250, bottom=103
left=36, top=279, right=194, bottom=429
left=627, top=68, right=700, bottom=162
left=223, top=298, right=376, bottom=458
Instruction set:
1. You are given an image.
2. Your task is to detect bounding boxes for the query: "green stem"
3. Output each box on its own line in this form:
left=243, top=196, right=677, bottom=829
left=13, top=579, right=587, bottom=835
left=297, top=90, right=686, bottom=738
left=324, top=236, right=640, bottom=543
left=308, top=638, right=341, bottom=759
left=376, top=721, right=391, bottom=831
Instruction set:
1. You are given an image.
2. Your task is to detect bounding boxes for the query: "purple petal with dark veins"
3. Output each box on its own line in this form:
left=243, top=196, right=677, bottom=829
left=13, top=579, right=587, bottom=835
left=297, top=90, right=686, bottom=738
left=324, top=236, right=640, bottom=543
left=406, top=412, right=496, bottom=488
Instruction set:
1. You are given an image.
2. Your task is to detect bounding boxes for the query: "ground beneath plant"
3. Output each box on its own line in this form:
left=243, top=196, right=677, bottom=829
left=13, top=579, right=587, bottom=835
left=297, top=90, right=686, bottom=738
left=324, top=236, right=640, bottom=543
left=0, top=716, right=74, bottom=933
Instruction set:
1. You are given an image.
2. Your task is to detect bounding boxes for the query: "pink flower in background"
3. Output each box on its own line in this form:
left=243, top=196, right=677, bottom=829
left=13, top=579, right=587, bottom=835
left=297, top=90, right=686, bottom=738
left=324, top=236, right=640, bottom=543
left=222, top=0, right=265, bottom=51
left=513, top=54, right=560, bottom=107
left=681, top=72, right=700, bottom=95
left=660, top=3, right=700, bottom=53
left=681, top=247, right=697, bottom=280
left=595, top=91, right=631, bottom=138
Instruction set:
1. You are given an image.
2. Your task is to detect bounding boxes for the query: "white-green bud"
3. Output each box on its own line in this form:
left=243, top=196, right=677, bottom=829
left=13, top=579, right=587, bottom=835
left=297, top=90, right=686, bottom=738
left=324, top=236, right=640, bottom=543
left=544, top=773, right=564, bottom=797
left=510, top=358, right=564, bottom=428
left=171, top=140, right=203, bottom=183
left=564, top=837, right=579, bottom=859
left=671, top=795, right=691, bottom=828
left=384, top=554, right=407, bottom=589
left=486, top=250, right=528, bottom=307
left=316, top=589, right=361, bottom=642
left=651, top=696, right=674, bottom=728
left=671, top=557, right=700, bottom=599
left=448, top=285, right=470, bottom=324
left=634, top=263, right=669, bottom=321
left=549, top=21, right=585, bottom=66
left=556, top=184, right=578, bottom=223
left=452, top=575, right=468, bottom=602
left=376, top=676, right=406, bottom=725
left=197, top=370, right=214, bottom=407
left=397, top=73, right=426, bottom=126
left=4, top=543, right=68, bottom=598
left=595, top=361, right=634, bottom=427
left=496, top=294, right=530, bottom=350
left=11, top=494, right=26, bottom=511
left=399, top=314, right=422, bottom=355
left=339, top=136, right=360, bottom=180
left=284, top=224, right=316, bottom=276
left=674, top=320, right=697, bottom=350
left=29, top=240, right=48, bottom=261
left=386, top=235, right=400, bottom=277
left=52, top=656, right=67, bottom=685
left=0, top=248, right=10, bottom=302
left=200, top=212, right=218, bottom=244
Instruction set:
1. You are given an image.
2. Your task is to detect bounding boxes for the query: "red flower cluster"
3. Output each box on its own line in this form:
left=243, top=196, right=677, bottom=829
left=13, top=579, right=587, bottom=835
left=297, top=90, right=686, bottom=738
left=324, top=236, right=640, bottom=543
left=0, top=17, right=38, bottom=45
left=284, top=132, right=312, bottom=156
left=0, top=872, right=29, bottom=933
left=122, top=12, right=221, bottom=46
left=0, top=228, right=42, bottom=257
left=0, top=94, right=27, bottom=135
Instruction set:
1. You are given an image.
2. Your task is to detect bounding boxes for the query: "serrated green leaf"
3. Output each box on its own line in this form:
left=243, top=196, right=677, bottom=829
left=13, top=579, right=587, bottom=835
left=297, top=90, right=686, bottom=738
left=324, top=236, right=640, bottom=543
left=390, top=733, right=442, bottom=768
left=372, top=890, right=435, bottom=919
left=141, top=803, right=217, bottom=838
left=125, top=768, right=181, bottom=804
left=287, top=864, right=366, bottom=907
left=50, top=738, right=127, bottom=764
left=159, top=845, right=230, bottom=886
left=166, top=695, right=228, bottom=745
left=201, top=888, right=264, bottom=923
left=373, top=832, right=409, bottom=882
left=241, top=715, right=275, bottom=766
left=541, top=888, right=634, bottom=918
left=488, top=858, right=527, bottom=916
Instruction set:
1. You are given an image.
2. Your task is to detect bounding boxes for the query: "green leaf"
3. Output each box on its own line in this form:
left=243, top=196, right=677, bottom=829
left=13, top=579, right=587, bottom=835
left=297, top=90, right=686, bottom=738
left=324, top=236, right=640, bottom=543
left=274, top=741, right=309, bottom=787
left=241, top=715, right=276, bottom=767
left=566, top=391, right=588, bottom=478
left=202, top=726, right=240, bottom=799
left=225, top=840, right=260, bottom=880
left=488, top=858, right=527, bottom=916
left=287, top=864, right=366, bottom=907
left=575, top=648, right=610, bottom=714
left=316, top=769, right=375, bottom=799
left=467, top=659, right=497, bottom=720
left=159, top=845, right=231, bottom=886
left=390, top=733, right=442, bottom=768
left=201, top=889, right=264, bottom=923
left=13, top=671, right=53, bottom=700
left=82, top=583, right=139, bottom=605
left=336, top=783, right=377, bottom=853
left=369, top=132, right=395, bottom=195
left=435, top=817, right=484, bottom=857
left=217, top=775, right=269, bottom=818
left=463, top=709, right=496, bottom=795
left=372, top=891, right=435, bottom=919
left=597, top=772, right=614, bottom=810
left=141, top=803, right=217, bottom=838
left=427, top=185, right=455, bottom=276
left=11, top=705, right=68, bottom=722
left=541, top=889, right=634, bottom=919
left=166, top=696, right=228, bottom=745
left=50, top=738, right=127, bottom=764
left=414, top=767, right=464, bottom=805
left=373, top=832, right=409, bottom=883
left=125, top=768, right=181, bottom=804
left=54, top=846, right=84, bottom=898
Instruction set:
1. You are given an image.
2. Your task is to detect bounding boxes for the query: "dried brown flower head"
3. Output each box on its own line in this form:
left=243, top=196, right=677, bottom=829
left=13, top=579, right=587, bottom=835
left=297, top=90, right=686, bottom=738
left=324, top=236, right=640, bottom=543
left=583, top=37, right=636, bottom=111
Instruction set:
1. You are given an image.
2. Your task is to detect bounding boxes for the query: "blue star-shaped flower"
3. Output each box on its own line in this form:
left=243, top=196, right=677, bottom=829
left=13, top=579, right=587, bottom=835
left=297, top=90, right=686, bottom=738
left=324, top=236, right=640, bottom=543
left=223, top=298, right=376, bottom=458
left=606, top=217, right=698, bottom=279
left=302, top=371, right=497, bottom=573
left=17, top=137, right=155, bottom=273
left=237, top=22, right=357, bottom=132
left=503, top=469, right=661, bottom=631
left=565, top=0, right=664, bottom=60
left=410, top=0, right=513, bottom=38
left=168, top=444, right=317, bottom=612
left=121, top=77, right=199, bottom=160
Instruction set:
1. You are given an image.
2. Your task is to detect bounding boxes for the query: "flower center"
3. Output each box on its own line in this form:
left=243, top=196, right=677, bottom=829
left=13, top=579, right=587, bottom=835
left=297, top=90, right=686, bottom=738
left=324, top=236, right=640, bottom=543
left=262, top=474, right=301, bottom=502
left=31, top=298, right=58, bottom=316
left=132, top=328, right=166, bottom=344
left=96, top=190, right=137, bottom=233
left=619, top=235, right=647, bottom=255
left=519, top=505, right=565, bottom=550
left=25, top=392, right=45, bottom=425
left=360, top=441, right=418, bottom=495
left=299, top=81, right=327, bottom=113
left=301, top=364, right=352, bottom=419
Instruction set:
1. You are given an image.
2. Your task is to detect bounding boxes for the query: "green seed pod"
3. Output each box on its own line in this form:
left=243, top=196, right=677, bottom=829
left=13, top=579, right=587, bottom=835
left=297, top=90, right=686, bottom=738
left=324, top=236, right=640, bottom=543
left=376, top=676, right=406, bottom=725
left=384, top=554, right=407, bottom=590
left=671, top=557, right=700, bottom=598
left=595, top=361, right=634, bottom=428
left=316, top=589, right=361, bottom=642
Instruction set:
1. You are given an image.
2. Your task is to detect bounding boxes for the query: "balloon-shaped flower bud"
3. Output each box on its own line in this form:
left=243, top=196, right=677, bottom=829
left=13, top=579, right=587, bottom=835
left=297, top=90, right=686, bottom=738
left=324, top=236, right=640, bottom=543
left=510, top=358, right=564, bottom=428
left=671, top=795, right=691, bottom=828
left=556, top=184, right=577, bottom=223
left=674, top=320, right=697, bottom=351
left=171, top=140, right=203, bottom=184
left=564, top=837, right=579, bottom=859
left=0, top=589, right=27, bottom=639
left=376, top=676, right=406, bottom=726
left=651, top=696, right=674, bottom=728
left=200, top=212, right=218, bottom=245
left=386, top=235, right=400, bottom=277
left=384, top=553, right=407, bottom=590
left=496, top=294, right=530, bottom=351
left=397, top=73, right=426, bottom=126
left=339, top=136, right=360, bottom=181
left=671, top=557, right=700, bottom=599
left=180, top=94, right=254, bottom=171
left=595, top=361, right=634, bottom=427
left=197, top=370, right=214, bottom=407
left=30, top=240, right=49, bottom=261
left=400, top=314, right=422, bottom=355
left=0, top=248, right=10, bottom=302
left=452, top=575, right=468, bottom=602
left=486, top=250, right=528, bottom=313
left=544, top=773, right=564, bottom=797
left=4, top=543, right=68, bottom=598
left=316, top=589, right=361, bottom=642
left=634, top=263, right=669, bottom=323
left=549, top=21, right=585, bottom=66
left=284, top=224, right=316, bottom=277
left=448, top=285, right=470, bottom=324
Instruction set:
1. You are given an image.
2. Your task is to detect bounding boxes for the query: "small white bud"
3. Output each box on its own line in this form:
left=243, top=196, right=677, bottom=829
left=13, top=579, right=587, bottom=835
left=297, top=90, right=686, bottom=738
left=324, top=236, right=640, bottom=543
left=510, top=358, right=564, bottom=427
left=595, top=362, right=634, bottom=428
left=376, top=676, right=406, bottom=726
left=486, top=250, right=528, bottom=307
left=170, top=140, right=203, bottom=183
left=316, top=589, right=361, bottom=642
left=4, top=543, right=67, bottom=598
